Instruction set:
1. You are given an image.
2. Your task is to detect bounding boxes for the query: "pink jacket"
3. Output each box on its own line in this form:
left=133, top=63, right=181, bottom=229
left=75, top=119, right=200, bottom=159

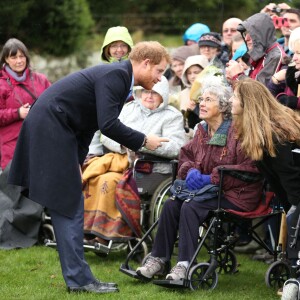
left=178, top=120, right=263, bottom=211
left=0, top=68, right=51, bottom=170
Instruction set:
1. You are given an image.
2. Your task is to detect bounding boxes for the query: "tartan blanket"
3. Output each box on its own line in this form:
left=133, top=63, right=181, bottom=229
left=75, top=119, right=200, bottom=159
left=83, top=153, right=141, bottom=241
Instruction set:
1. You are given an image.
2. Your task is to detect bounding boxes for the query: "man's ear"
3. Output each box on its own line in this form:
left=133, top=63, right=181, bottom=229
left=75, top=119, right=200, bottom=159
left=143, top=58, right=151, bottom=68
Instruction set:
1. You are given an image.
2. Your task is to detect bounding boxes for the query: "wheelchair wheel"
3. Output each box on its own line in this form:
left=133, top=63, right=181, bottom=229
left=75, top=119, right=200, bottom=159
left=127, top=238, right=149, bottom=264
left=188, top=262, right=218, bottom=291
left=216, top=249, right=237, bottom=274
left=265, top=260, right=291, bottom=288
left=40, top=223, right=56, bottom=243
left=149, top=177, right=173, bottom=227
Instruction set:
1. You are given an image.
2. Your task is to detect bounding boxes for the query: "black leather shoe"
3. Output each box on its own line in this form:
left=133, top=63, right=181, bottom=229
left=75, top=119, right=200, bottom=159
left=68, top=280, right=119, bottom=294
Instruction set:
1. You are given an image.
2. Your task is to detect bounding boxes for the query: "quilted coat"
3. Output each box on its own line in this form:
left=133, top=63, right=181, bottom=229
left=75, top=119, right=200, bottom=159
left=177, top=120, right=263, bottom=211
left=0, top=68, right=51, bottom=170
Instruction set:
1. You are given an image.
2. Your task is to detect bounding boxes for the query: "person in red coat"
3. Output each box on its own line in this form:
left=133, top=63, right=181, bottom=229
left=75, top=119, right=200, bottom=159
left=0, top=38, right=51, bottom=171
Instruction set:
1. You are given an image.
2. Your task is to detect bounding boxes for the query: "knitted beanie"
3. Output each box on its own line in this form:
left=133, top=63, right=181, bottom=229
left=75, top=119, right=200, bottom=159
left=198, top=32, right=222, bottom=48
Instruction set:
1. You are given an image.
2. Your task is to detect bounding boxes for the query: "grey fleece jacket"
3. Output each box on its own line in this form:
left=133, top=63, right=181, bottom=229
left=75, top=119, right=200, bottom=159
left=241, top=13, right=284, bottom=85
left=102, top=77, right=187, bottom=173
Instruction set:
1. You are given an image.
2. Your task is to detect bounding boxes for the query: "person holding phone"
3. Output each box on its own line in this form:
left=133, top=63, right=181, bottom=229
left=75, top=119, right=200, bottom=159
left=277, top=9, right=300, bottom=56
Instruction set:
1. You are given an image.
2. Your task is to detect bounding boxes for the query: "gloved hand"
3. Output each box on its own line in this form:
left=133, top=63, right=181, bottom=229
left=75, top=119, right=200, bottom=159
left=186, top=168, right=211, bottom=191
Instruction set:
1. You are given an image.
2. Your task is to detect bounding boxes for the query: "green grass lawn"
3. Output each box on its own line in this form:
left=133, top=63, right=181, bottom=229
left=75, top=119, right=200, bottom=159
left=0, top=245, right=281, bottom=300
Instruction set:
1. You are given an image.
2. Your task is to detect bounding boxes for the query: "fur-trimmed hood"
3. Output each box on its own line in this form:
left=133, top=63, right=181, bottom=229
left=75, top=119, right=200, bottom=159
left=181, top=55, right=209, bottom=87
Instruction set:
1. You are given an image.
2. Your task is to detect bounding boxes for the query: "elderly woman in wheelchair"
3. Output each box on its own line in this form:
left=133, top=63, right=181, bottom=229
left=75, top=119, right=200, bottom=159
left=82, top=76, right=187, bottom=247
left=135, top=78, right=264, bottom=281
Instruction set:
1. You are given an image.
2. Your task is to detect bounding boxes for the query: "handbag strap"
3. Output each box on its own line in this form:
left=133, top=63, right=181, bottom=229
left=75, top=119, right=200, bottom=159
left=18, top=84, right=37, bottom=101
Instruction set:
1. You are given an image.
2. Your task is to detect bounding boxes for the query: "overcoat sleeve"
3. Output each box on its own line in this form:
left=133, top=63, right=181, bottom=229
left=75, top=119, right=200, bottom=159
left=95, top=69, right=145, bottom=151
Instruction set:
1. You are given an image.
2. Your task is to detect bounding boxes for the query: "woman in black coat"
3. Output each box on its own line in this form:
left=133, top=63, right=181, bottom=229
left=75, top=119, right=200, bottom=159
left=231, top=79, right=300, bottom=296
left=8, top=41, right=170, bottom=294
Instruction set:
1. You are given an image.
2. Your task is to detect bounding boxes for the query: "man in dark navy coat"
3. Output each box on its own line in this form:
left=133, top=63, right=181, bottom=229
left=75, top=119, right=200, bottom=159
left=8, top=41, right=170, bottom=294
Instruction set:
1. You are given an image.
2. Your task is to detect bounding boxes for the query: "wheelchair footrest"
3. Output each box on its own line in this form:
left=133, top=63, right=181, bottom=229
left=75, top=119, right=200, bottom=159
left=83, top=240, right=113, bottom=256
left=152, top=279, right=190, bottom=289
left=44, top=239, right=57, bottom=248
left=119, top=264, right=151, bottom=282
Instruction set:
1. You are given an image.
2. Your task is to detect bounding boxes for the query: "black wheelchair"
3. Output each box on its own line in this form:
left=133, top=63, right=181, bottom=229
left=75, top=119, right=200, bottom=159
left=42, top=153, right=177, bottom=261
left=120, top=167, right=287, bottom=291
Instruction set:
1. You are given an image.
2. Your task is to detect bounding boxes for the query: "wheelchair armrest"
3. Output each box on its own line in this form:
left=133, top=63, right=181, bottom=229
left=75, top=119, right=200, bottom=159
left=217, top=166, right=240, bottom=173
left=217, top=166, right=262, bottom=182
left=132, top=154, right=178, bottom=181
left=134, top=152, right=173, bottom=163
left=170, top=159, right=178, bottom=183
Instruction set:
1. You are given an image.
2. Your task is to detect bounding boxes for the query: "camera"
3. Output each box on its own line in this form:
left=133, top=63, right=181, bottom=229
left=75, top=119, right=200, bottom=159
left=272, top=6, right=282, bottom=14
left=236, top=24, right=246, bottom=33
left=272, top=16, right=289, bottom=29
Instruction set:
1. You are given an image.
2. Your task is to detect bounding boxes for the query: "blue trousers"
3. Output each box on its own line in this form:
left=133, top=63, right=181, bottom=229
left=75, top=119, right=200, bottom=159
left=49, top=195, right=95, bottom=287
left=151, top=197, right=242, bottom=262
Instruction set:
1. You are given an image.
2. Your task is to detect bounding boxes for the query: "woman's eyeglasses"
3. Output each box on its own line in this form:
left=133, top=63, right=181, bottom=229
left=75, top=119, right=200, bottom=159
left=198, top=97, right=217, bottom=104
left=110, top=43, right=128, bottom=50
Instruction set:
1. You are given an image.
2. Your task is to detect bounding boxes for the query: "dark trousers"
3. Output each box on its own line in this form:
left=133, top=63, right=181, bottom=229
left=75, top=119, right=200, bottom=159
left=49, top=195, right=95, bottom=287
left=151, top=197, right=242, bottom=262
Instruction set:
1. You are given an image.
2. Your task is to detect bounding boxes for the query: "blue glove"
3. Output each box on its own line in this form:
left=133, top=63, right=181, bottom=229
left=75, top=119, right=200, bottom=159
left=186, top=168, right=211, bottom=190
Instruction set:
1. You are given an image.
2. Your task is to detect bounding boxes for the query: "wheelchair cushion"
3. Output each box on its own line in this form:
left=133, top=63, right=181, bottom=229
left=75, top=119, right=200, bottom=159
left=135, top=161, right=153, bottom=174
left=225, top=191, right=274, bottom=218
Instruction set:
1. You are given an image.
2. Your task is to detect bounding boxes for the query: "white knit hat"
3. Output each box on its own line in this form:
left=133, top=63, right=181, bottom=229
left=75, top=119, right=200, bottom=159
left=151, top=75, right=169, bottom=103
left=134, top=75, right=169, bottom=104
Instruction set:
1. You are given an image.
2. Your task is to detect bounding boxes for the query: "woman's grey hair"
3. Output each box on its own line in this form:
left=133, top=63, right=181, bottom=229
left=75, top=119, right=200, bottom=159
left=289, top=27, right=300, bottom=52
left=200, top=77, right=233, bottom=119
left=0, top=38, right=30, bottom=69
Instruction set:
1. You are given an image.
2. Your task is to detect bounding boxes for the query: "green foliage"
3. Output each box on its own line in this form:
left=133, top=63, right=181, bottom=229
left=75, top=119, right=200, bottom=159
left=86, top=0, right=260, bottom=34
left=0, top=0, right=35, bottom=42
left=44, top=0, right=94, bottom=56
left=1, top=0, right=94, bottom=56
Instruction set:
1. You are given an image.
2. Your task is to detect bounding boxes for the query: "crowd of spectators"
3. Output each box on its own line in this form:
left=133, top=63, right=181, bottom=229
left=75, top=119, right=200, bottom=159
left=1, top=2, right=300, bottom=298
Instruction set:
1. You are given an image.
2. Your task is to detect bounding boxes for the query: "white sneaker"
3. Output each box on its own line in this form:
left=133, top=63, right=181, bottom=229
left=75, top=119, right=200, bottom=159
left=166, top=264, right=187, bottom=280
left=136, top=256, right=165, bottom=279
left=282, top=279, right=300, bottom=300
